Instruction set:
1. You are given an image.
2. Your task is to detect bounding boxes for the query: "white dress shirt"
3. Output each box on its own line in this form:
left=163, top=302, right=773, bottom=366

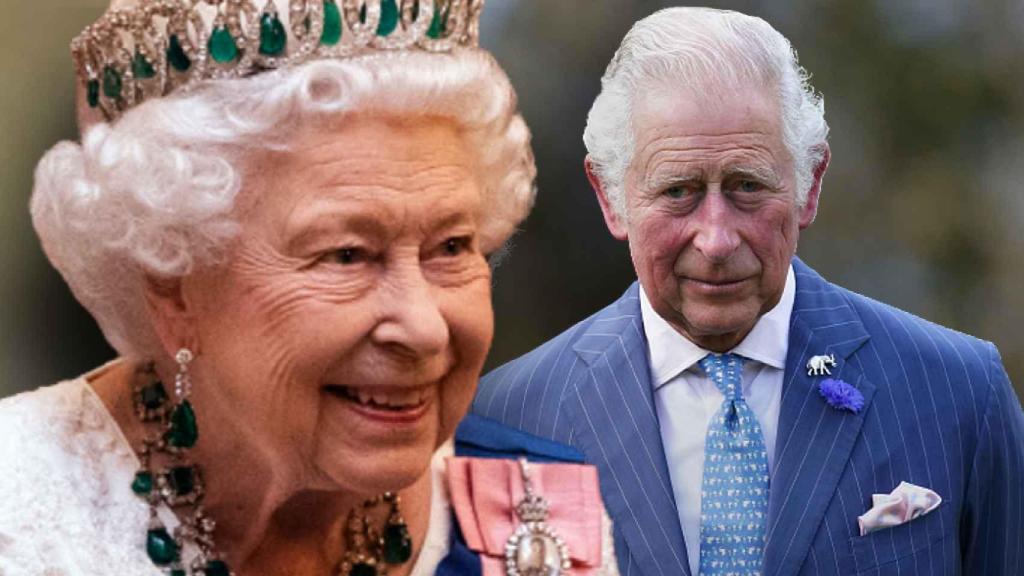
left=639, top=265, right=795, bottom=576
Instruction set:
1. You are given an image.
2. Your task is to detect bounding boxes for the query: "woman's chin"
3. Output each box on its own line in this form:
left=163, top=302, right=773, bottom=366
left=317, top=439, right=439, bottom=495
left=311, top=390, right=456, bottom=494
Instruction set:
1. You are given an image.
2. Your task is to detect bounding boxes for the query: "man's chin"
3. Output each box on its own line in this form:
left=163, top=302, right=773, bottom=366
left=675, top=308, right=759, bottom=351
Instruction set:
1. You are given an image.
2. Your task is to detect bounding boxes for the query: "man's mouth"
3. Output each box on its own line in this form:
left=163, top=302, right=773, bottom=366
left=326, top=385, right=429, bottom=412
left=686, top=276, right=751, bottom=287
left=696, top=277, right=745, bottom=284
left=679, top=275, right=755, bottom=296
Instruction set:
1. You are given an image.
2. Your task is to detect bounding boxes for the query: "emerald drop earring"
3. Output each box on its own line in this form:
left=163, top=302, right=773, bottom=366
left=167, top=348, right=199, bottom=449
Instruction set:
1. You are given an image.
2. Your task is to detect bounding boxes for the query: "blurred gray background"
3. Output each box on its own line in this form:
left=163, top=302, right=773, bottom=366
left=2, top=1, right=1022, bottom=398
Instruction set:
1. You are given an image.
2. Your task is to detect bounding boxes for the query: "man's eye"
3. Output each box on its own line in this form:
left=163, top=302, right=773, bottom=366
left=664, top=185, right=692, bottom=199
left=738, top=180, right=763, bottom=193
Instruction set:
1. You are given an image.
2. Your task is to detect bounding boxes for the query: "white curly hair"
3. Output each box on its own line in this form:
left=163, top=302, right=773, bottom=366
left=31, top=49, right=536, bottom=360
left=583, top=7, right=829, bottom=215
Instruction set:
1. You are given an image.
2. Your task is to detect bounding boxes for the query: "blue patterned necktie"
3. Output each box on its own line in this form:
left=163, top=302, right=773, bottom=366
left=698, top=353, right=769, bottom=576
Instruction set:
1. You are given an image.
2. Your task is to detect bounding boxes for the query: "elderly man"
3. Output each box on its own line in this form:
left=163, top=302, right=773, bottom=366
left=473, top=7, right=1024, bottom=576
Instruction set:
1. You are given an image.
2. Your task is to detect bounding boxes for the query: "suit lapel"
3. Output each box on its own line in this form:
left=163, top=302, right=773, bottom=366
left=564, top=284, right=692, bottom=576
left=762, top=259, right=876, bottom=576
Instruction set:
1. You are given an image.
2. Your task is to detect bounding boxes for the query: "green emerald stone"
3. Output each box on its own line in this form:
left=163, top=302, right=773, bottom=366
left=146, top=527, right=179, bottom=565
left=131, top=471, right=153, bottom=494
left=259, top=12, right=287, bottom=56
left=426, top=4, right=447, bottom=39
left=102, top=66, right=122, bottom=99
left=86, top=79, right=100, bottom=108
left=377, top=0, right=398, bottom=36
left=205, top=559, right=231, bottom=576
left=140, top=381, right=168, bottom=410
left=320, top=0, right=342, bottom=46
left=170, top=570, right=186, bottom=576
left=209, top=25, right=239, bottom=63
left=167, top=35, right=191, bottom=72
left=132, top=50, right=156, bottom=79
left=167, top=400, right=198, bottom=448
left=350, top=562, right=376, bottom=576
left=383, top=522, right=413, bottom=563
left=168, top=466, right=196, bottom=496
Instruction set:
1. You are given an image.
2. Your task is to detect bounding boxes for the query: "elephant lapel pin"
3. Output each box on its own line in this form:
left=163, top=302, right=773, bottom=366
left=807, top=353, right=838, bottom=376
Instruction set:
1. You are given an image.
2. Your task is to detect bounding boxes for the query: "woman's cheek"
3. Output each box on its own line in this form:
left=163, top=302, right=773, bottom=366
left=301, top=264, right=380, bottom=303
left=452, top=276, right=494, bottom=351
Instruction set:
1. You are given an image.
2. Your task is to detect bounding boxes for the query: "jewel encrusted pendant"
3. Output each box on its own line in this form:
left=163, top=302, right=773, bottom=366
left=504, top=459, right=571, bottom=576
left=338, top=492, right=413, bottom=576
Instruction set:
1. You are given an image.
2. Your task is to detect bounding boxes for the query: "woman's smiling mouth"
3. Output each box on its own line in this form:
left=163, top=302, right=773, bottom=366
left=326, top=385, right=433, bottom=424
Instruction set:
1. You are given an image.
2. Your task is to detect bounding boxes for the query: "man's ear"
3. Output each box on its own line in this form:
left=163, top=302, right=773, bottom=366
left=585, top=157, right=629, bottom=240
left=798, top=144, right=830, bottom=229
left=142, top=274, right=199, bottom=359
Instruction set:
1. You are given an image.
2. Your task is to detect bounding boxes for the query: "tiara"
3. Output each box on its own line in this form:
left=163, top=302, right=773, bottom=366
left=71, top=0, right=485, bottom=121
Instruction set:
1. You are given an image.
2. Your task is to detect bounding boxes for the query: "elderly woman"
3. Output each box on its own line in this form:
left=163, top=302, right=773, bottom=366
left=0, top=1, right=616, bottom=575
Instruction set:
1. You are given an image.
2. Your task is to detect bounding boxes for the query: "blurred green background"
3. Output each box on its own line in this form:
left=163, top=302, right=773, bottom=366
left=2, top=1, right=1022, bottom=398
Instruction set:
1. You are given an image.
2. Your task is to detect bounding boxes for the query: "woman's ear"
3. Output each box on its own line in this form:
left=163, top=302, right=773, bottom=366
left=142, top=274, right=200, bottom=359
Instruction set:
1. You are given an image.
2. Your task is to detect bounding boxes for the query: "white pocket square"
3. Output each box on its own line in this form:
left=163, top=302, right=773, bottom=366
left=857, top=481, right=942, bottom=536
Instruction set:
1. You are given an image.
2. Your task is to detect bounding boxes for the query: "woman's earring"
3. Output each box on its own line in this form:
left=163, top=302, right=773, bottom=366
left=131, top=349, right=227, bottom=574
left=167, top=347, right=198, bottom=449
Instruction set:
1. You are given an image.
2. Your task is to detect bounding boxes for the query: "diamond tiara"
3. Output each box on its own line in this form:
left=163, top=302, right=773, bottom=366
left=72, top=0, right=485, bottom=121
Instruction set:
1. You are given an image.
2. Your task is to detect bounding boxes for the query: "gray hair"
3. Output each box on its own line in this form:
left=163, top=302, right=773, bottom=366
left=31, top=49, right=536, bottom=360
left=583, top=7, right=829, bottom=214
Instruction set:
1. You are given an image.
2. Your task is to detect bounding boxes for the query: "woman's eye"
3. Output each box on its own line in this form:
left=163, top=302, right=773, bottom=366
left=441, top=236, right=472, bottom=257
left=324, top=247, right=365, bottom=265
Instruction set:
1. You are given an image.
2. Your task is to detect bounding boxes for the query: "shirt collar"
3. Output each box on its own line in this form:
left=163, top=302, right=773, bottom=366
left=639, top=264, right=796, bottom=389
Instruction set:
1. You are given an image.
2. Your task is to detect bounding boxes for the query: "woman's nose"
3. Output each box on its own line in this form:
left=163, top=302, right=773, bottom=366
left=371, top=268, right=449, bottom=359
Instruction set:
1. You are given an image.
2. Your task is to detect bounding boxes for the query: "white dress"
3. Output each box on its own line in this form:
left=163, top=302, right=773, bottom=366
left=0, top=375, right=452, bottom=576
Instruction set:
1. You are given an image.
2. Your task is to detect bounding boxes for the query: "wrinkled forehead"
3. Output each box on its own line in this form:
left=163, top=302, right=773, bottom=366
left=632, top=80, right=784, bottom=145
left=627, top=80, right=793, bottom=188
left=232, top=115, right=482, bottom=216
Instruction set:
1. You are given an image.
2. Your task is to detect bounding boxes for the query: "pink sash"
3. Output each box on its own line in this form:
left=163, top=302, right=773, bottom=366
left=446, top=457, right=605, bottom=575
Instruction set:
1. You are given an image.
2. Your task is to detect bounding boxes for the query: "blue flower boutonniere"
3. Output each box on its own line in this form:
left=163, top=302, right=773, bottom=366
left=818, top=378, right=864, bottom=414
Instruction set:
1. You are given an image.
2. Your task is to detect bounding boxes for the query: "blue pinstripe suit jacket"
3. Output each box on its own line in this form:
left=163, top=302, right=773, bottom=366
left=473, top=258, right=1024, bottom=576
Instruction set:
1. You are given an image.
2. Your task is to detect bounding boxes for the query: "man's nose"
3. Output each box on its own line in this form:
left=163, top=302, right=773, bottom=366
left=691, top=189, right=742, bottom=262
left=371, top=267, right=449, bottom=359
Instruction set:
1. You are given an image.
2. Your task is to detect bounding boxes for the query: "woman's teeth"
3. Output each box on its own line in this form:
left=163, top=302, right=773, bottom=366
left=335, top=386, right=427, bottom=410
